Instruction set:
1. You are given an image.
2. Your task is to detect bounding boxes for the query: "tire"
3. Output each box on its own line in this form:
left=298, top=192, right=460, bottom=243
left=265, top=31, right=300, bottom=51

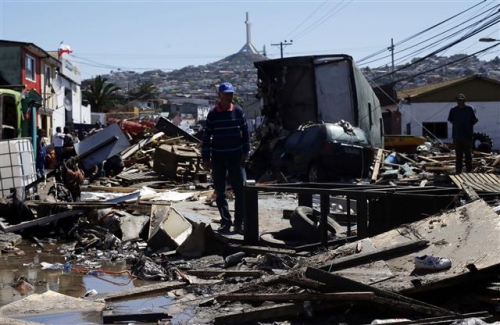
left=477, top=142, right=492, bottom=153
left=259, top=228, right=304, bottom=248
left=472, top=132, right=493, bottom=153
left=290, top=206, right=342, bottom=242
left=308, top=163, right=326, bottom=182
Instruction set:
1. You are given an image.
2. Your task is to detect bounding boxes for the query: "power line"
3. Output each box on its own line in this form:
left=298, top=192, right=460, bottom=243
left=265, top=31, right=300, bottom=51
left=358, top=0, right=490, bottom=64
left=271, top=40, right=293, bottom=59
left=370, top=11, right=500, bottom=82
left=391, top=43, right=500, bottom=84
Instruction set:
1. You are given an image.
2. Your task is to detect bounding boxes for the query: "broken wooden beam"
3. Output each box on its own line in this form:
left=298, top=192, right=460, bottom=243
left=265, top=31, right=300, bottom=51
left=102, top=310, right=171, bottom=324
left=305, top=267, right=456, bottom=317
left=217, top=291, right=375, bottom=302
left=357, top=311, right=490, bottom=325
left=213, top=303, right=303, bottom=325
left=318, top=239, right=429, bottom=271
left=294, top=235, right=357, bottom=252
left=186, top=269, right=264, bottom=278
left=86, top=281, right=185, bottom=302
left=371, top=149, right=384, bottom=182
left=227, top=244, right=304, bottom=256
left=121, top=131, right=164, bottom=160
left=2, top=210, right=85, bottom=233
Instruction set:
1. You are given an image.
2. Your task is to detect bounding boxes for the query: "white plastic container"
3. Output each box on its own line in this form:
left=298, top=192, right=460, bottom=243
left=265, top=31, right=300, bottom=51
left=0, top=138, right=37, bottom=199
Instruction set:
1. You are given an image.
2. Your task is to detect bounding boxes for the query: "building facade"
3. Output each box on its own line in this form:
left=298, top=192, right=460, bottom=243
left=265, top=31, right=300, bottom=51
left=398, top=75, right=500, bottom=150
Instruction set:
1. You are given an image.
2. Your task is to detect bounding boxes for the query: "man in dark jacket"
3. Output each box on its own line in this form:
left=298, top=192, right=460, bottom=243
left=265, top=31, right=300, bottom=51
left=201, top=82, right=250, bottom=234
left=447, top=93, right=478, bottom=174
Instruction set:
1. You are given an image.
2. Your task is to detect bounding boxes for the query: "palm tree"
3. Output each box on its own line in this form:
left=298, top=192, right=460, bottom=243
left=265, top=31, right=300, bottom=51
left=128, top=81, right=159, bottom=100
left=82, top=76, right=121, bottom=112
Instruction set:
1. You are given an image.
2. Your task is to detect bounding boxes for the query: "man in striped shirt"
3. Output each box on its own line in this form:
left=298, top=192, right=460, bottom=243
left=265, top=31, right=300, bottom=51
left=202, top=82, right=250, bottom=234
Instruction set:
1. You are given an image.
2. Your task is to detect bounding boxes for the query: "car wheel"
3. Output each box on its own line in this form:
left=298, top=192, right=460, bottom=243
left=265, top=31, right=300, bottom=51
left=308, top=163, right=325, bottom=182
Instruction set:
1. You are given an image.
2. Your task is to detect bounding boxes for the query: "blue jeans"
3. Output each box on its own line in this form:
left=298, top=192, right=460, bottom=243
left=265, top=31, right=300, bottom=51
left=211, top=151, right=246, bottom=227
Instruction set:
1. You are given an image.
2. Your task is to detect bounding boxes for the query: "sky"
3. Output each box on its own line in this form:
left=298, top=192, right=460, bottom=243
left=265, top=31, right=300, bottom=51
left=1, top=0, right=499, bottom=79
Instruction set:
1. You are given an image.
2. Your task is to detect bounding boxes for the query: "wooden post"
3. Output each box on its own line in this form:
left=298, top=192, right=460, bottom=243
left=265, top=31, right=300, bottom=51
left=243, top=185, right=259, bottom=245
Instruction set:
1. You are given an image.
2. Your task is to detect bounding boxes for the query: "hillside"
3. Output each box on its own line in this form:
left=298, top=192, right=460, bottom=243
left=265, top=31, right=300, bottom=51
left=98, top=52, right=500, bottom=102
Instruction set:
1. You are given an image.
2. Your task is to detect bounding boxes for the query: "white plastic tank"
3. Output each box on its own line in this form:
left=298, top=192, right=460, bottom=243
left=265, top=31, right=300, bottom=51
left=0, top=138, right=37, bottom=199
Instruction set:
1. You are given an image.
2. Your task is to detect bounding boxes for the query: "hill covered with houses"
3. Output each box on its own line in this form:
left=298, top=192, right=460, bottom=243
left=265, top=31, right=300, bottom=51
left=98, top=52, right=500, bottom=106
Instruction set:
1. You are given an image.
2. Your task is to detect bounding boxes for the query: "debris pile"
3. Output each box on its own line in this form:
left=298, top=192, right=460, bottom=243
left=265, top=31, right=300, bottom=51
left=0, top=122, right=500, bottom=324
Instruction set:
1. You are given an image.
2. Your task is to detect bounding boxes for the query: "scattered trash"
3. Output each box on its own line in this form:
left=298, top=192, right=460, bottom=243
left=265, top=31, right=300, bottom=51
left=224, top=251, right=245, bottom=268
left=84, top=289, right=98, bottom=297
left=40, top=261, right=72, bottom=272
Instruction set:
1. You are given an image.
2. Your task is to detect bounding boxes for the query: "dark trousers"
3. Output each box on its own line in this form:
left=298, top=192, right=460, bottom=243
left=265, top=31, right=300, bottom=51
left=211, top=151, right=246, bottom=227
left=55, top=147, right=62, bottom=164
left=454, top=140, right=472, bottom=174
left=36, top=153, right=45, bottom=178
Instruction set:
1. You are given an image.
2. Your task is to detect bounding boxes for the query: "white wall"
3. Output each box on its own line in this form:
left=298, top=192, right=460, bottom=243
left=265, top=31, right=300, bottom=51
left=400, top=101, right=500, bottom=149
left=52, top=75, right=89, bottom=128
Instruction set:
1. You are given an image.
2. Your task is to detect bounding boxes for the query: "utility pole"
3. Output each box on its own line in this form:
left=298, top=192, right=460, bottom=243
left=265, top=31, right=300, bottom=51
left=271, top=40, right=293, bottom=58
left=387, top=38, right=395, bottom=84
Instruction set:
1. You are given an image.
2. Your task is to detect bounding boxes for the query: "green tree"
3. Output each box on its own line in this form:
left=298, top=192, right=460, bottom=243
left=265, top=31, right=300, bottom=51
left=82, top=76, right=121, bottom=112
left=128, top=81, right=159, bottom=100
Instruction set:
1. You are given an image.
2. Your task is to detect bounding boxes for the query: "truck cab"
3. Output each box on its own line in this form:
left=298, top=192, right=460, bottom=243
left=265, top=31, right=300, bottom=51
left=0, top=89, right=22, bottom=140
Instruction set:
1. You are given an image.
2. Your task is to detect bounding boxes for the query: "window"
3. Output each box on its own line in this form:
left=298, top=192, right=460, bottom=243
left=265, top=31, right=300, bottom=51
left=44, top=65, right=51, bottom=87
left=25, top=55, right=35, bottom=81
left=422, top=122, right=447, bottom=138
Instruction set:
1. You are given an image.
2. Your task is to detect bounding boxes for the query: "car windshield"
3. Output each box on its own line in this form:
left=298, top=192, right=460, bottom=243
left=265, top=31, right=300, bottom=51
left=326, top=125, right=369, bottom=145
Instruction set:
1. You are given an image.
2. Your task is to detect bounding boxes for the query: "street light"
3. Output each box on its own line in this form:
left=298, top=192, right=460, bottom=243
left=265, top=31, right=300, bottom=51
left=479, top=37, right=500, bottom=42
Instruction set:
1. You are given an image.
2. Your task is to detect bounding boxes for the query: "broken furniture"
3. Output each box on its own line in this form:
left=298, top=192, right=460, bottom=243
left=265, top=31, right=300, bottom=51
left=153, top=144, right=202, bottom=182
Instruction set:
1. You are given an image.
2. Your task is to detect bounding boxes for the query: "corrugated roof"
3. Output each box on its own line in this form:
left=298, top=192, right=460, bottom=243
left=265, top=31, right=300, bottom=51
left=396, top=74, right=500, bottom=100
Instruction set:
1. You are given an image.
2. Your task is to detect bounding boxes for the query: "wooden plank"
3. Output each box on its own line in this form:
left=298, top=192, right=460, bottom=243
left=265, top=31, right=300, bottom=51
left=449, top=174, right=464, bottom=189
left=417, top=155, right=441, bottom=163
left=357, top=311, right=490, bottom=325
left=461, top=182, right=480, bottom=201
left=102, top=311, right=171, bottom=324
left=121, top=131, right=164, bottom=160
left=305, top=267, right=456, bottom=317
left=86, top=281, right=185, bottom=302
left=370, top=295, right=456, bottom=318
left=217, top=292, right=375, bottom=302
left=371, top=149, right=384, bottom=182
left=422, top=155, right=455, bottom=161
left=424, top=166, right=455, bottom=172
left=484, top=173, right=500, bottom=184
left=228, top=244, right=302, bottom=256
left=186, top=269, right=264, bottom=278
left=318, top=239, right=429, bottom=272
left=398, top=153, right=419, bottom=165
left=83, top=186, right=137, bottom=193
left=214, top=303, right=303, bottom=325
left=2, top=210, right=85, bottom=233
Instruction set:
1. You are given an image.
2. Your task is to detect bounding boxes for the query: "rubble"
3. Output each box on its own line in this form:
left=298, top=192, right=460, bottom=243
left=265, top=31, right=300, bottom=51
left=1, top=123, right=500, bottom=324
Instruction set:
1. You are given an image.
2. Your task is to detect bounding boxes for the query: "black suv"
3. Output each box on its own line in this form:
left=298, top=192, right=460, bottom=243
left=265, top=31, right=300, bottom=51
left=271, top=122, right=374, bottom=182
